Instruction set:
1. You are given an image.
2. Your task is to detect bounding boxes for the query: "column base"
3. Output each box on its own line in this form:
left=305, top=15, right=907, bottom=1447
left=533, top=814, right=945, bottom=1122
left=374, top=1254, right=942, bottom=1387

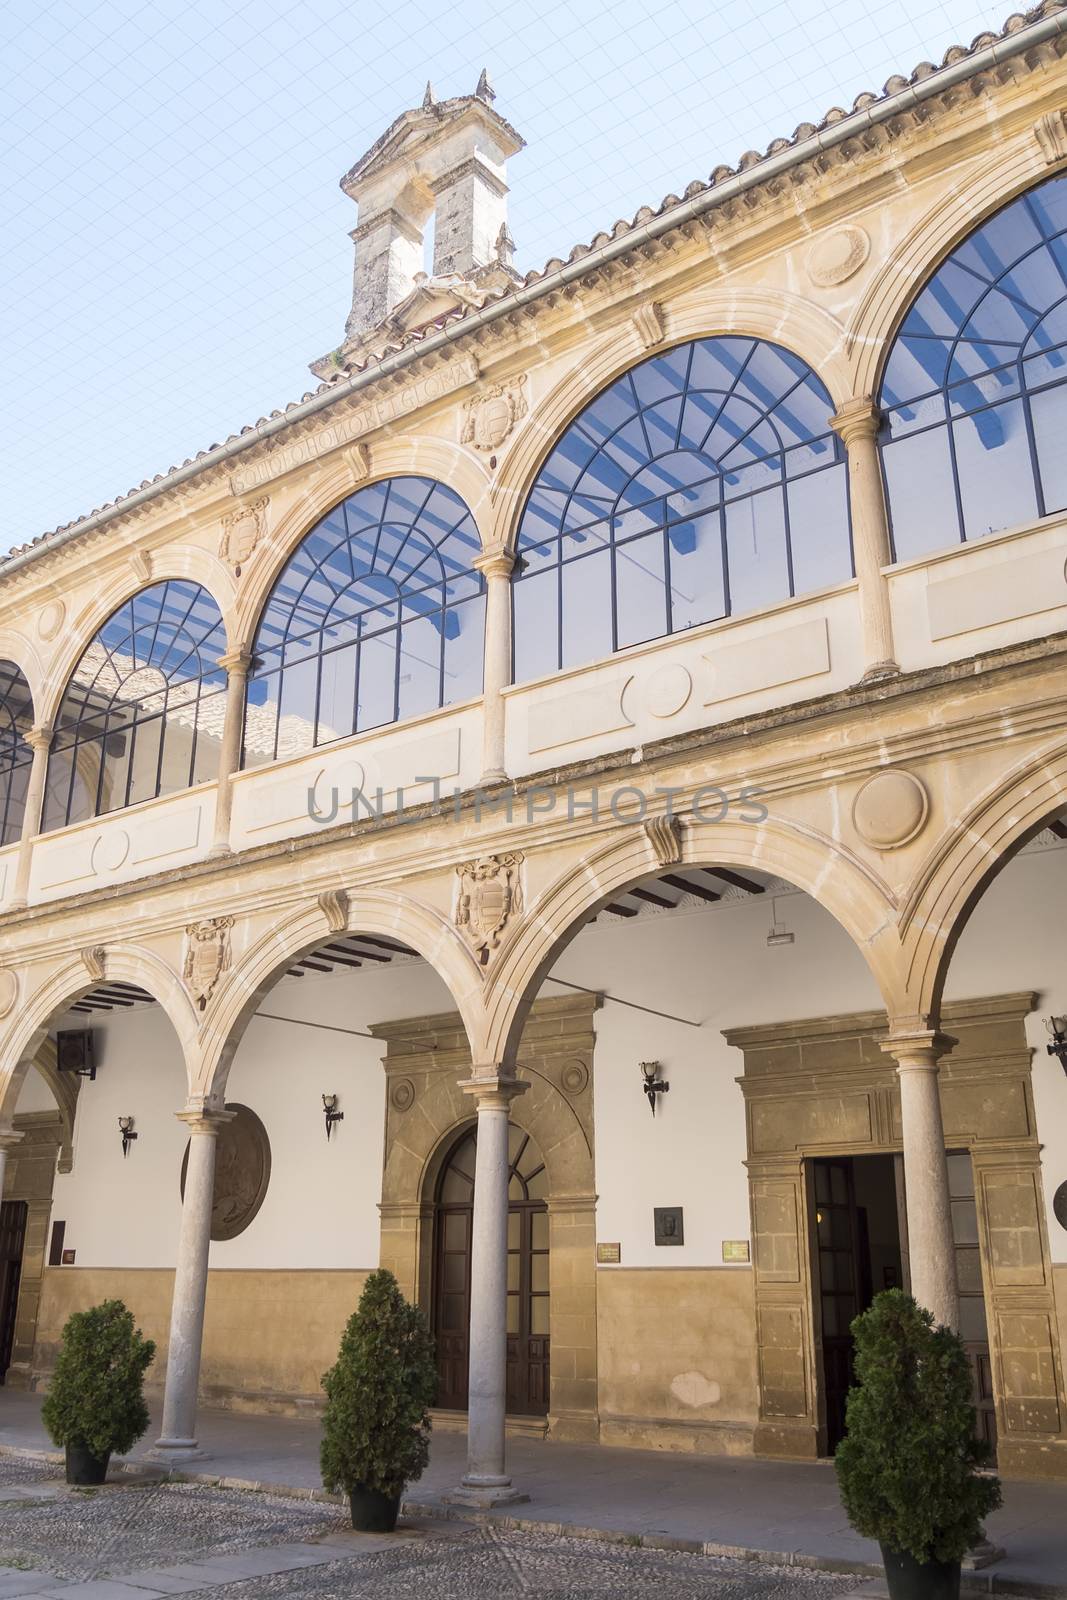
left=477, top=769, right=508, bottom=787
left=859, top=659, right=900, bottom=683
left=206, top=844, right=233, bottom=860
left=148, top=1438, right=210, bottom=1464
left=443, top=1479, right=529, bottom=1509
left=963, top=1540, right=1005, bottom=1571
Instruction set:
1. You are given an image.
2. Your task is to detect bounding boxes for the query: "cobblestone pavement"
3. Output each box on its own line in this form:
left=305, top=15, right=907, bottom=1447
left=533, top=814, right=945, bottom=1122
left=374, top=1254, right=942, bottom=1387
left=0, top=1471, right=868, bottom=1599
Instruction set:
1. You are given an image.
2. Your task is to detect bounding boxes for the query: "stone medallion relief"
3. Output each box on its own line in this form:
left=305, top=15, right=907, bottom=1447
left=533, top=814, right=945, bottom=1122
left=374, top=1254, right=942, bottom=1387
left=180, top=1102, right=271, bottom=1242
left=851, top=769, right=929, bottom=850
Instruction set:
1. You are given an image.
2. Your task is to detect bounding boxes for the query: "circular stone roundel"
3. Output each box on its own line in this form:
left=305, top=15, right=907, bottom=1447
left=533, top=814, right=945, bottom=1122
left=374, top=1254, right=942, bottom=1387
left=0, top=969, right=18, bottom=1018
left=852, top=769, right=929, bottom=851
left=1054, top=1182, right=1067, bottom=1234
left=180, top=1103, right=271, bottom=1242
left=806, top=225, right=870, bottom=287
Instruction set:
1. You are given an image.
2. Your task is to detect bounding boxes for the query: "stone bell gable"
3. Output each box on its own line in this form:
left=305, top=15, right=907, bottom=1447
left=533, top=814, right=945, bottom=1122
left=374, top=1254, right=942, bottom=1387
left=312, top=73, right=525, bottom=374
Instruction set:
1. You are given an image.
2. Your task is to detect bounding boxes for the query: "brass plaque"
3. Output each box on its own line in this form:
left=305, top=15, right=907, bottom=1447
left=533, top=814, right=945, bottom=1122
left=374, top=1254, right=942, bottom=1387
left=596, top=1242, right=621, bottom=1264
left=722, top=1239, right=751, bottom=1263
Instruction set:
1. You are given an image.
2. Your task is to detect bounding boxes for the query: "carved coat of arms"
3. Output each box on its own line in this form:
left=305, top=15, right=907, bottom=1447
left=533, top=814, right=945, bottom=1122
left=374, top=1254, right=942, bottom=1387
left=460, top=376, right=528, bottom=452
left=455, top=853, right=523, bottom=964
left=183, top=916, right=234, bottom=1010
left=219, top=497, right=269, bottom=574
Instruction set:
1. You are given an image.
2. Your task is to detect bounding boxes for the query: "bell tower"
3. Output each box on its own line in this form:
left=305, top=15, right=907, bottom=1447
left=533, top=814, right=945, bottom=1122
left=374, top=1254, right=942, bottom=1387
left=312, top=73, right=524, bottom=375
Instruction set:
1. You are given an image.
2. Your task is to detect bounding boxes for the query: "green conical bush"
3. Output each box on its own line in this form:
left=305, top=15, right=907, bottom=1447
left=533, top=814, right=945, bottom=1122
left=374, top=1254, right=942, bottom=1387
left=835, top=1289, right=1001, bottom=1564
left=41, top=1299, right=155, bottom=1460
left=320, top=1268, right=437, bottom=1501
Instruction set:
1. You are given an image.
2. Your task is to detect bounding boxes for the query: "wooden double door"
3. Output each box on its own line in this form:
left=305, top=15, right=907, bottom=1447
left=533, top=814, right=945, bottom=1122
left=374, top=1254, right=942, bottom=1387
left=812, top=1153, right=995, bottom=1455
left=432, top=1124, right=550, bottom=1417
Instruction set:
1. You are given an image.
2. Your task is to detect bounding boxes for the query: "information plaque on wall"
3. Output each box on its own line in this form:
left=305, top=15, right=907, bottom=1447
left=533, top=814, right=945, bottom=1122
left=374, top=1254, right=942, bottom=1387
left=596, top=1242, right=621, bottom=1264
left=722, top=1239, right=750, bottom=1263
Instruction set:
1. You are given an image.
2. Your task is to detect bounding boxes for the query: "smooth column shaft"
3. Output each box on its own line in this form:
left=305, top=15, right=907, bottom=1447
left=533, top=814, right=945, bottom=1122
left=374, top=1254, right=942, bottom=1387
left=831, top=398, right=897, bottom=680
left=464, top=1098, right=511, bottom=1485
left=210, top=653, right=250, bottom=856
left=892, top=1039, right=959, bottom=1331
left=475, top=551, right=514, bottom=785
left=156, top=1117, right=225, bottom=1451
left=12, top=728, right=52, bottom=908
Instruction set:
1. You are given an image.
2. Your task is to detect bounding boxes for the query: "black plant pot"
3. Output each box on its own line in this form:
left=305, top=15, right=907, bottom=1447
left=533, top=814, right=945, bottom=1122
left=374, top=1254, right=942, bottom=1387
left=348, top=1483, right=402, bottom=1532
left=65, top=1442, right=110, bottom=1486
left=880, top=1543, right=961, bottom=1600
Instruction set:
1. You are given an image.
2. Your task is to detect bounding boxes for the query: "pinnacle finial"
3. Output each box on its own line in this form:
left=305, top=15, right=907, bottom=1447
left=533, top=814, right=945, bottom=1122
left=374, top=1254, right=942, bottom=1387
left=475, top=68, right=495, bottom=104
left=422, top=81, right=436, bottom=109
left=495, top=221, right=515, bottom=267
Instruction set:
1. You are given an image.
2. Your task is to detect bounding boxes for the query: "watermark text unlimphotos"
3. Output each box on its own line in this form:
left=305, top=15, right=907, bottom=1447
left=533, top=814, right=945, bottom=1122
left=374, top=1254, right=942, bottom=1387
left=307, top=777, right=767, bottom=828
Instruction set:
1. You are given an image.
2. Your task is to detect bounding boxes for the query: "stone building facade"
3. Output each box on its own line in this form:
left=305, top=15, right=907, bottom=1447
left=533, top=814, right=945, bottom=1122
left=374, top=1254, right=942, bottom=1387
left=1, top=9, right=1067, bottom=1501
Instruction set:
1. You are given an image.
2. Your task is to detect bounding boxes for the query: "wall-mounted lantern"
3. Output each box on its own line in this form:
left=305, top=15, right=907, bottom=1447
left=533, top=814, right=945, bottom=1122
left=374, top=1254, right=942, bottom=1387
left=639, top=1061, right=669, bottom=1117
left=323, top=1093, right=344, bottom=1140
left=117, top=1116, right=137, bottom=1158
left=1046, top=1016, right=1067, bottom=1077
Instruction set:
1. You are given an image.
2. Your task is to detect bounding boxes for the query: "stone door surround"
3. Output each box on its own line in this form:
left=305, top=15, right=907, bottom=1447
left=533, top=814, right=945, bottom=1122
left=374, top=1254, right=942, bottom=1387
left=725, top=993, right=1066, bottom=1481
left=372, top=990, right=600, bottom=1442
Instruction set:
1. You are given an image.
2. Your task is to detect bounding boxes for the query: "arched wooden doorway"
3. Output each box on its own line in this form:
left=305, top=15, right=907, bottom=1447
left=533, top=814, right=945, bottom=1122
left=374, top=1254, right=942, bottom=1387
left=432, top=1123, right=549, bottom=1417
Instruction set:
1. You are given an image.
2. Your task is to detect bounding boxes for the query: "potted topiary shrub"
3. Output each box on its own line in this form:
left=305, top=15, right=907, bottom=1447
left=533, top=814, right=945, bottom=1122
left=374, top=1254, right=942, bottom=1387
left=41, top=1299, right=156, bottom=1485
left=320, top=1268, right=437, bottom=1531
left=835, top=1289, right=1001, bottom=1600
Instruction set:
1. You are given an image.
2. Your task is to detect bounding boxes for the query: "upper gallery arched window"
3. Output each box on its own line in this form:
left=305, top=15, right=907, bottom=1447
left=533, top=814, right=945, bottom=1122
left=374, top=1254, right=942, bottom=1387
left=512, top=336, right=851, bottom=679
left=42, top=581, right=227, bottom=832
left=879, top=174, right=1067, bottom=561
left=242, top=477, right=484, bottom=767
left=0, top=662, right=35, bottom=847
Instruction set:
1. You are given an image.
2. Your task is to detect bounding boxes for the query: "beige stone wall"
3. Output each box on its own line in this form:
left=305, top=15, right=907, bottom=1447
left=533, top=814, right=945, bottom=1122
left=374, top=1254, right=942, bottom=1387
left=596, top=1267, right=757, bottom=1455
left=34, top=1267, right=369, bottom=1414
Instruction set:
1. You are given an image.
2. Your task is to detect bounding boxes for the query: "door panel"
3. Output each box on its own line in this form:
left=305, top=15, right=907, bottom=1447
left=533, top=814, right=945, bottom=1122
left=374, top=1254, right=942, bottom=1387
left=0, top=1201, right=28, bottom=1384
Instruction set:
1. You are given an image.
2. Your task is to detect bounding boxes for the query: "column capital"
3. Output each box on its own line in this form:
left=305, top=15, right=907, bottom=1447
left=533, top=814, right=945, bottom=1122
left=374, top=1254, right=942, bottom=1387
left=25, top=724, right=53, bottom=753
left=881, top=1028, right=957, bottom=1070
left=175, top=1104, right=235, bottom=1136
left=217, top=648, right=253, bottom=676
left=829, top=395, right=884, bottom=447
left=472, top=547, right=516, bottom=581
left=459, top=1073, right=529, bottom=1111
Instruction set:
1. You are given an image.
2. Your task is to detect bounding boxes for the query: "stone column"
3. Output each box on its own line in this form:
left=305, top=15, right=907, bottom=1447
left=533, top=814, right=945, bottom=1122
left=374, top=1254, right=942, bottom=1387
left=209, top=651, right=251, bottom=858
left=473, top=550, right=515, bottom=786
left=447, top=1072, right=529, bottom=1507
left=830, top=397, right=898, bottom=682
left=881, top=1029, right=959, bottom=1331
left=11, top=726, right=53, bottom=910
left=0, top=1128, right=23, bottom=1199
left=154, top=1106, right=233, bottom=1458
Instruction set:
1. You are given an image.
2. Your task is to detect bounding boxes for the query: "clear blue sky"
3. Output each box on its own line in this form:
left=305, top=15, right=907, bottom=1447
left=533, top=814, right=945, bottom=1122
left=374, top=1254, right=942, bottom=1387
left=1, top=0, right=1006, bottom=552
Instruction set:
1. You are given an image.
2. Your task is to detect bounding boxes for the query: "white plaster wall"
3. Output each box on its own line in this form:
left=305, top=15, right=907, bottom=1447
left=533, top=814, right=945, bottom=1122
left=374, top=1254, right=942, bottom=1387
left=552, top=888, right=883, bottom=1270
left=46, top=957, right=453, bottom=1272
left=48, top=1006, right=189, bottom=1268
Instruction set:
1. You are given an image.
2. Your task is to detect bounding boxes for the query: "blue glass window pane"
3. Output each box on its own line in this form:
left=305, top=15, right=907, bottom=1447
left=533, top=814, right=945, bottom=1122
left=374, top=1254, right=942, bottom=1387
left=562, top=548, right=612, bottom=668
left=668, top=513, right=726, bottom=631
left=0, top=661, right=34, bottom=848
left=615, top=532, right=667, bottom=650
left=725, top=491, right=791, bottom=615
left=787, top=466, right=853, bottom=592
left=881, top=429, right=959, bottom=562
left=953, top=400, right=1037, bottom=539
left=515, top=336, right=847, bottom=675
left=880, top=173, right=1067, bottom=557
left=244, top=477, right=483, bottom=763
left=513, top=569, right=559, bottom=683
left=1030, top=383, right=1067, bottom=514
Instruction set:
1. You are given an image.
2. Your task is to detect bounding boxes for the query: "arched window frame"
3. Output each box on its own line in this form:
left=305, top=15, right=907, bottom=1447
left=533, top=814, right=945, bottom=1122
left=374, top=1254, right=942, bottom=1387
left=242, top=476, right=485, bottom=767
left=0, top=662, right=35, bottom=848
left=877, top=173, right=1067, bottom=561
left=512, top=336, right=852, bottom=680
left=42, top=581, right=228, bottom=832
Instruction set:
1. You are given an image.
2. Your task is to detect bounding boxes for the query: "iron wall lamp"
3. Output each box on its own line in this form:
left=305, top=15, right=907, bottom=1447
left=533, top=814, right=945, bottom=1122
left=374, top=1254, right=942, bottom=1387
left=118, top=1116, right=137, bottom=1158
left=323, top=1093, right=344, bottom=1140
left=640, top=1061, right=669, bottom=1117
left=1047, top=1016, right=1067, bottom=1076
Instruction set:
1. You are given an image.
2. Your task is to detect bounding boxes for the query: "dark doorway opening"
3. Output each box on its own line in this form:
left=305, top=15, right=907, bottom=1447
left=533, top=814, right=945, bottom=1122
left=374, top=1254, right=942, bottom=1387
left=811, top=1151, right=995, bottom=1458
left=0, top=1200, right=27, bottom=1384
left=431, top=1124, right=549, bottom=1417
